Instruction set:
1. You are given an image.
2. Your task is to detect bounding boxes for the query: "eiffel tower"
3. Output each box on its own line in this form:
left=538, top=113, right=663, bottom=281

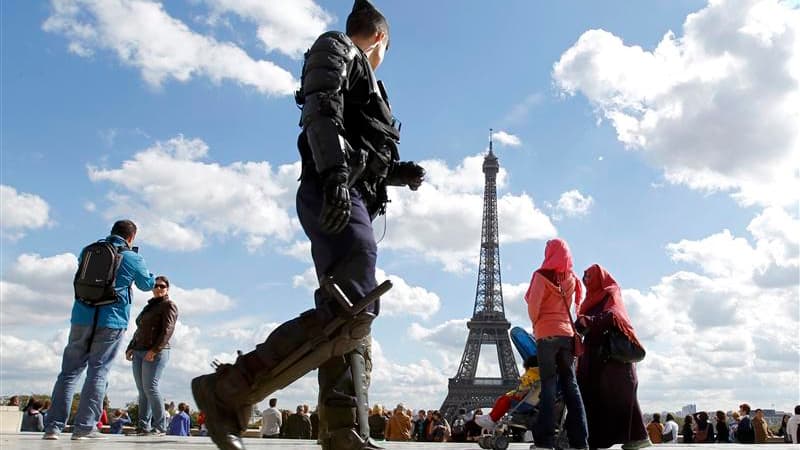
left=439, top=131, right=519, bottom=422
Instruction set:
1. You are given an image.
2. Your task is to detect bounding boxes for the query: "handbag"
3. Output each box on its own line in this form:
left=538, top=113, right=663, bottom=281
left=601, top=326, right=645, bottom=363
left=557, top=283, right=584, bottom=357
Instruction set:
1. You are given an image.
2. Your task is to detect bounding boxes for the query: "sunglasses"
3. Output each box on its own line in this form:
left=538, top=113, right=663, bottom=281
left=154, top=284, right=168, bottom=289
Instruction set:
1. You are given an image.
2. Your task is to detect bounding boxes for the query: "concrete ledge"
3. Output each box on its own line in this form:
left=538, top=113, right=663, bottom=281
left=0, top=406, right=23, bottom=434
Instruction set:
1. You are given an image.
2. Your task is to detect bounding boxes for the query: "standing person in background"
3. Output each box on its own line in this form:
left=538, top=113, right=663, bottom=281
left=786, top=406, right=800, bottom=444
left=736, top=404, right=756, bottom=443
left=167, top=403, right=191, bottom=436
left=412, top=410, right=427, bottom=441
left=662, top=414, right=679, bottom=444
left=682, top=415, right=694, bottom=443
left=715, top=411, right=730, bottom=443
left=576, top=264, right=650, bottom=450
left=729, top=411, right=740, bottom=442
left=260, top=398, right=281, bottom=438
left=126, top=275, right=178, bottom=436
left=777, top=414, right=790, bottom=443
left=284, top=405, right=312, bottom=439
left=43, top=220, right=156, bottom=441
left=753, top=409, right=771, bottom=443
left=526, top=238, right=589, bottom=450
left=368, top=404, right=386, bottom=440
left=693, top=412, right=715, bottom=443
left=384, top=404, right=412, bottom=441
left=646, top=414, right=663, bottom=444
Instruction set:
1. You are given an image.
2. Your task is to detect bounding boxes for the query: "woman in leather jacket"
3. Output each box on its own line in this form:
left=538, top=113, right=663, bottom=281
left=125, top=275, right=178, bottom=435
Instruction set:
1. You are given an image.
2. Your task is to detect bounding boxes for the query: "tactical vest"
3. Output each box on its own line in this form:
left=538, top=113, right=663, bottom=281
left=297, top=47, right=401, bottom=218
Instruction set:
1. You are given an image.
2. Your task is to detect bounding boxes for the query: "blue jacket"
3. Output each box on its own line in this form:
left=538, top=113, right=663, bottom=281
left=71, top=234, right=155, bottom=329
left=168, top=411, right=191, bottom=436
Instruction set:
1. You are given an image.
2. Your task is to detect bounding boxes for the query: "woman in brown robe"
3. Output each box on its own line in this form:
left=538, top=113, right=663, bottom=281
left=575, top=264, right=651, bottom=450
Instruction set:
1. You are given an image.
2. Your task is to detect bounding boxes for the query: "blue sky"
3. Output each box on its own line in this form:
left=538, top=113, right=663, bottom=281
left=2, top=0, right=798, bottom=415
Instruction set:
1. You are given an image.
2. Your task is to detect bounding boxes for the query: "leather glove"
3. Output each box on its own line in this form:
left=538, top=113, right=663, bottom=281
left=388, top=161, right=426, bottom=191
left=320, top=169, right=351, bottom=234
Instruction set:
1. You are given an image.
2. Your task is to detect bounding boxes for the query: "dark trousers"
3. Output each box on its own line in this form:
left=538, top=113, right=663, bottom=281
left=238, top=176, right=377, bottom=437
left=535, top=336, right=588, bottom=449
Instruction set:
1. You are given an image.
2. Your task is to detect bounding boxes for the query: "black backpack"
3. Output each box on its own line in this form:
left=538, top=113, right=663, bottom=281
left=73, top=240, right=127, bottom=306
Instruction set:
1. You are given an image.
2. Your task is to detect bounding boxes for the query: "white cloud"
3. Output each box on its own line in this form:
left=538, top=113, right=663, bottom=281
left=553, top=0, right=800, bottom=207
left=292, top=266, right=441, bottom=320
left=43, top=0, right=298, bottom=96
left=0, top=185, right=52, bottom=239
left=408, top=318, right=469, bottom=351
left=203, top=0, right=333, bottom=58
left=552, top=189, right=594, bottom=220
left=617, top=208, right=799, bottom=411
left=383, top=153, right=557, bottom=272
left=0, top=253, right=78, bottom=326
left=491, top=130, right=522, bottom=147
left=131, top=284, right=236, bottom=316
left=88, top=135, right=299, bottom=252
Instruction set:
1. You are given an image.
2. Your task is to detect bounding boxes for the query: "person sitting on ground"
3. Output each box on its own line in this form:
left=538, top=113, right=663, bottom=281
left=476, top=355, right=541, bottom=429
left=385, top=404, right=412, bottom=441
left=21, top=399, right=45, bottom=432
left=109, top=409, right=131, bottom=434
left=646, top=414, right=664, bottom=444
left=167, top=403, right=191, bottom=436
left=693, top=411, right=715, bottom=443
left=368, top=404, right=387, bottom=440
left=662, top=413, right=679, bottom=444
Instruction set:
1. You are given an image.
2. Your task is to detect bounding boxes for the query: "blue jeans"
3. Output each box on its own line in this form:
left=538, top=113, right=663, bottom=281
left=132, top=349, right=170, bottom=431
left=44, top=324, right=124, bottom=435
left=535, top=336, right=588, bottom=449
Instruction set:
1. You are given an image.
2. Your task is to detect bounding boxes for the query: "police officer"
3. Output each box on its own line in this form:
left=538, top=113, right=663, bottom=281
left=191, top=1, right=425, bottom=450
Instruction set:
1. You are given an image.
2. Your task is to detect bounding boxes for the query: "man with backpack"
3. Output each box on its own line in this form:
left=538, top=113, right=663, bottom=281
left=42, top=220, right=155, bottom=440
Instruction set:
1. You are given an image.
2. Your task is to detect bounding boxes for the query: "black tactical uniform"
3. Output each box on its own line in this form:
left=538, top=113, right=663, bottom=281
left=191, top=2, right=424, bottom=450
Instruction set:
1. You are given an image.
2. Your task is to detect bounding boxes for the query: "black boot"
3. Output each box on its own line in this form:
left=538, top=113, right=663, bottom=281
left=191, top=364, right=252, bottom=450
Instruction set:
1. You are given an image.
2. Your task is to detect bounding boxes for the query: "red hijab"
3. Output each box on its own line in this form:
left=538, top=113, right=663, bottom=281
left=578, top=264, right=643, bottom=349
left=529, top=238, right=583, bottom=309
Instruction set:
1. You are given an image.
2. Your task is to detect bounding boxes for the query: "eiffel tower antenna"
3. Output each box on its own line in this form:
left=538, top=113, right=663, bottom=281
left=439, top=131, right=519, bottom=422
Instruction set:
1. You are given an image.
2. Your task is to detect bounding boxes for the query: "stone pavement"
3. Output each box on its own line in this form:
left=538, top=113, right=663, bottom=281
left=2, top=433, right=797, bottom=449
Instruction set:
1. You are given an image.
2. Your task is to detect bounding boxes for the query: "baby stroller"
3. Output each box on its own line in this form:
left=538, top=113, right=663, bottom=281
left=477, top=327, right=569, bottom=450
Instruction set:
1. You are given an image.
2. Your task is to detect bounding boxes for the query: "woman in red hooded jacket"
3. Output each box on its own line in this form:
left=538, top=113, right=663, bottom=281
left=525, top=238, right=588, bottom=450
left=575, top=264, right=650, bottom=450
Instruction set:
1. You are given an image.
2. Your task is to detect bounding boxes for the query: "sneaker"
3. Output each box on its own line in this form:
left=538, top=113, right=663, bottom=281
left=150, top=431, right=166, bottom=437
left=530, top=446, right=554, bottom=450
left=622, top=439, right=653, bottom=450
left=475, top=414, right=496, bottom=429
left=42, top=432, right=59, bottom=440
left=71, top=431, right=108, bottom=440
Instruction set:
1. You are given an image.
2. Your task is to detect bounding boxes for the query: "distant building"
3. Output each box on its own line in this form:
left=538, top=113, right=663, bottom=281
left=681, top=404, right=697, bottom=417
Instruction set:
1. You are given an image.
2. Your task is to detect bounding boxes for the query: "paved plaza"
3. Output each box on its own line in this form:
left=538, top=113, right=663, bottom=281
left=2, top=433, right=798, bottom=450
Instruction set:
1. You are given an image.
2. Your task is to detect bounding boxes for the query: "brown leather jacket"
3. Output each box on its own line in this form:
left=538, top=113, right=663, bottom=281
left=127, top=296, right=178, bottom=352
